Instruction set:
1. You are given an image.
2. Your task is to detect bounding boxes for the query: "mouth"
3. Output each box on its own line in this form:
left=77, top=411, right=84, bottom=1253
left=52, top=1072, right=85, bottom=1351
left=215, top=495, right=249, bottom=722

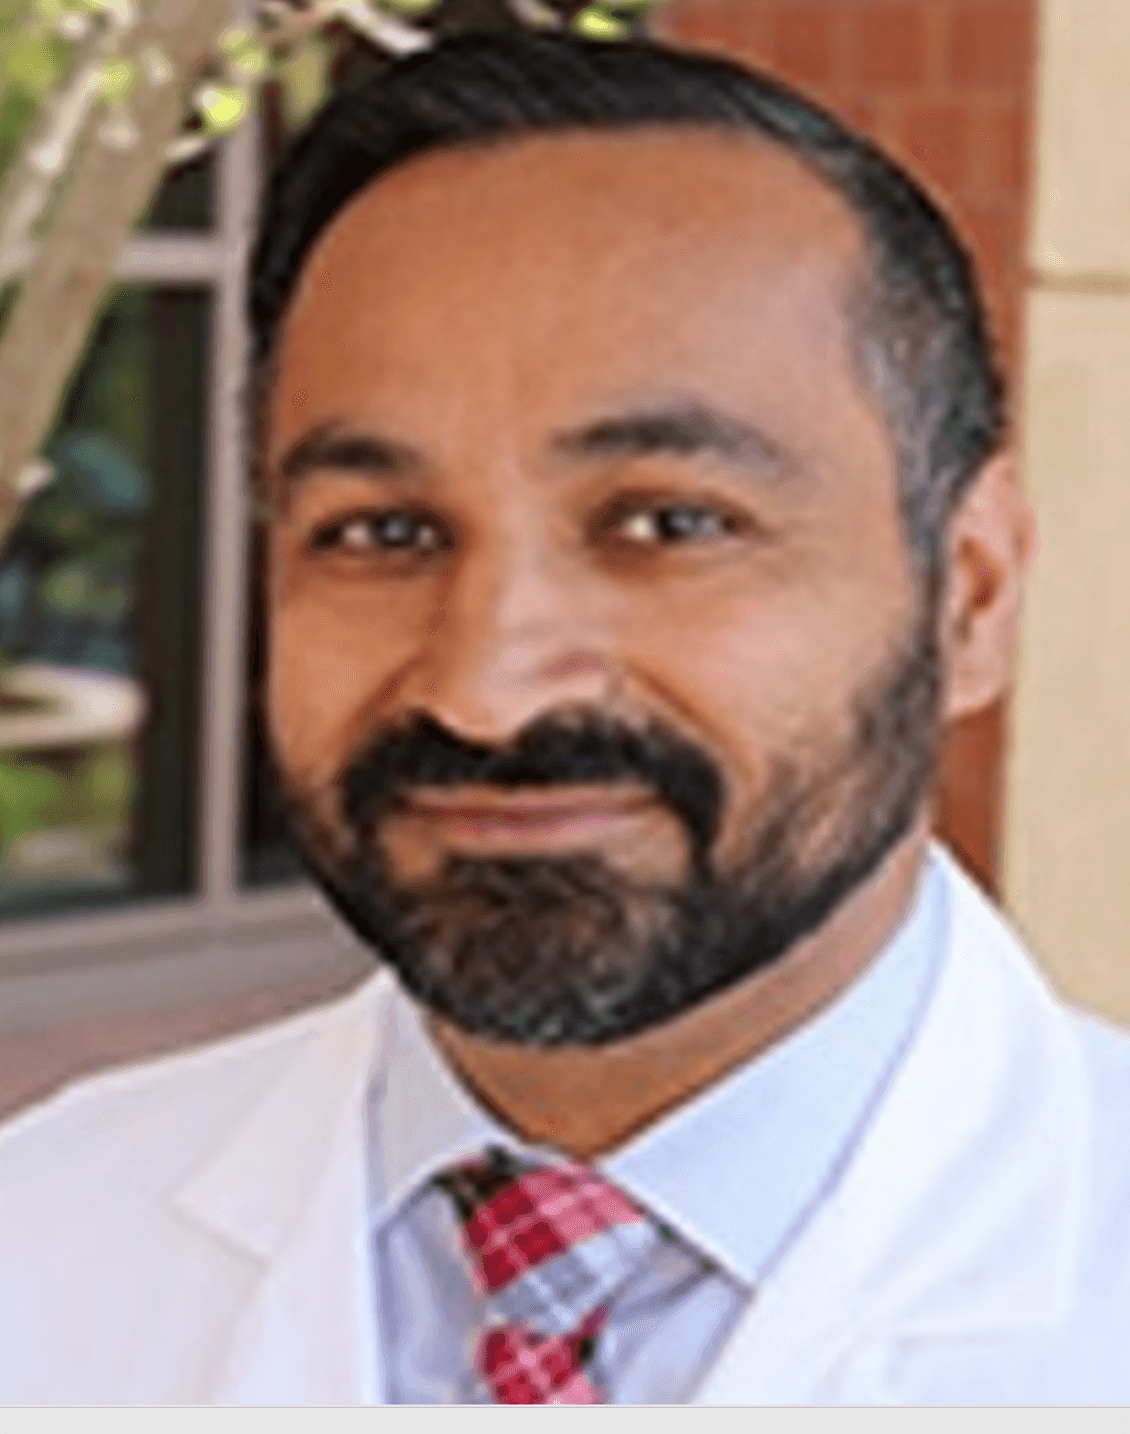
left=390, top=785, right=658, bottom=851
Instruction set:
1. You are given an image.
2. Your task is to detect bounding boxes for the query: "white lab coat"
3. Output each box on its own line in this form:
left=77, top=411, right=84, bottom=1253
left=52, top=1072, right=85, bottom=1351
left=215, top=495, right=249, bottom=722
left=1, top=843, right=1128, bottom=1404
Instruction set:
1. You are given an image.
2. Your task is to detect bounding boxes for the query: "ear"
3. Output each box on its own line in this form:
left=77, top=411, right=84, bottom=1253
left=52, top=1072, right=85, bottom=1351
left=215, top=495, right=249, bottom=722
left=940, top=453, right=1038, bottom=723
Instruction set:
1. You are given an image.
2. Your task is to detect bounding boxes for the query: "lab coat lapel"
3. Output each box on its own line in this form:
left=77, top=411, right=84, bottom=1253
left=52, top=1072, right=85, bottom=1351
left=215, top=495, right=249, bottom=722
left=694, top=850, right=1088, bottom=1404
left=173, top=973, right=393, bottom=1404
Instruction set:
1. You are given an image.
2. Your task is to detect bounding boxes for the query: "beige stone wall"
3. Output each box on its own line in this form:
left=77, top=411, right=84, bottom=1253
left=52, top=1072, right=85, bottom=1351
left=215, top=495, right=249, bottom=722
left=1004, top=0, right=1130, bottom=1024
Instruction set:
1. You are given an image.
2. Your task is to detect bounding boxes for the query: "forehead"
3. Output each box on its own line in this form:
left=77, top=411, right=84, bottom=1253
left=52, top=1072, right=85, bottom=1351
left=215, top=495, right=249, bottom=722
left=281, top=124, right=862, bottom=322
left=268, top=127, right=877, bottom=474
left=314, top=121, right=858, bottom=246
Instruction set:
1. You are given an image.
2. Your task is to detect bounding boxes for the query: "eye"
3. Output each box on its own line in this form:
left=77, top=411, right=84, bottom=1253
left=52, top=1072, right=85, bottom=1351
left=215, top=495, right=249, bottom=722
left=613, top=503, right=736, bottom=546
left=308, top=509, right=451, bottom=556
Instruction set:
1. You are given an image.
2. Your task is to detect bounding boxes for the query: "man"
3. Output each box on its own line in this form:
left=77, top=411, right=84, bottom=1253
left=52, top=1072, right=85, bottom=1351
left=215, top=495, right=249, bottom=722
left=1, top=30, right=1128, bottom=1405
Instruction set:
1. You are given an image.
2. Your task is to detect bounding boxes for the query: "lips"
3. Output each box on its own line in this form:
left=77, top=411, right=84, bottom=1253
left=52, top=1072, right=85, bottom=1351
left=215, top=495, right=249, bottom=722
left=394, top=786, right=655, bottom=842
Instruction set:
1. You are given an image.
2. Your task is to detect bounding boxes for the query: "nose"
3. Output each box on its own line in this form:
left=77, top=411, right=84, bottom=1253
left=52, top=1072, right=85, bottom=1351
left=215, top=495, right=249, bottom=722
left=405, top=528, right=618, bottom=747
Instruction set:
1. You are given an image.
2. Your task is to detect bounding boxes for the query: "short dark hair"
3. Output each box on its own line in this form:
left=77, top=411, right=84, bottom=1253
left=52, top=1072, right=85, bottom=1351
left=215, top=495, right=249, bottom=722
left=250, top=29, right=1007, bottom=585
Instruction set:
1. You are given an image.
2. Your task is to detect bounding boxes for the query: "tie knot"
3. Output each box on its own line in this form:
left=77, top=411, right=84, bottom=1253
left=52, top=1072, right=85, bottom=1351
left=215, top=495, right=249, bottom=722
left=434, top=1147, right=658, bottom=1402
left=435, top=1146, right=650, bottom=1296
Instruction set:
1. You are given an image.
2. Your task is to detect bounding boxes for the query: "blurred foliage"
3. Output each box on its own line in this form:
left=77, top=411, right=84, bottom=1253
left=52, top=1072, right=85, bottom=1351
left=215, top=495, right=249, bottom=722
left=0, top=85, right=37, bottom=184
left=0, top=1, right=69, bottom=182
left=278, top=29, right=333, bottom=130
left=3, top=25, right=72, bottom=102
left=0, top=746, right=134, bottom=845
left=0, top=756, right=65, bottom=841
left=0, top=0, right=669, bottom=190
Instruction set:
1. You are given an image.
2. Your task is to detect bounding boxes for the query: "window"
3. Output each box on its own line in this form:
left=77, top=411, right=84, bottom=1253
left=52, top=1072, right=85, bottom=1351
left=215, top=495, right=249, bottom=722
left=0, top=283, right=207, bottom=919
left=0, top=114, right=364, bottom=1009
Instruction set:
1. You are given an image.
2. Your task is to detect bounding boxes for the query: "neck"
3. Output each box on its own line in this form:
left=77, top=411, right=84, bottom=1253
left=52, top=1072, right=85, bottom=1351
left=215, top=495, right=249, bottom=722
left=429, top=817, right=933, bottom=1163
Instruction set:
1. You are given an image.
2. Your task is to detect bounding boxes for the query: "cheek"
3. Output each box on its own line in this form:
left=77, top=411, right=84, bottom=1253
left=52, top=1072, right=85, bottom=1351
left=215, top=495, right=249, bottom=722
left=267, top=618, right=357, bottom=786
left=658, top=573, right=904, bottom=819
left=674, top=605, right=831, bottom=768
left=648, top=569, right=836, bottom=722
left=265, top=560, right=420, bottom=786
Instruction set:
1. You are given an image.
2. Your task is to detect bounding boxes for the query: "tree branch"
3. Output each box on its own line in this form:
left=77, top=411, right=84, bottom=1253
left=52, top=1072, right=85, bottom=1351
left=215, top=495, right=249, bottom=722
left=0, top=0, right=234, bottom=546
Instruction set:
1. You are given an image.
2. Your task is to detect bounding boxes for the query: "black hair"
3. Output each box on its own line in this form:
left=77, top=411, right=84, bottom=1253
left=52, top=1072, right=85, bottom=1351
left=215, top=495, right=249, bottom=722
left=249, top=29, right=1007, bottom=585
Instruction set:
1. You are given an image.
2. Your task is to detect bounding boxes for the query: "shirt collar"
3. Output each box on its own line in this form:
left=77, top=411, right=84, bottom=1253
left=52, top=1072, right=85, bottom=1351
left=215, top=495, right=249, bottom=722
left=366, top=844, right=949, bottom=1285
left=364, top=987, right=507, bottom=1227
left=603, top=848, right=949, bottom=1283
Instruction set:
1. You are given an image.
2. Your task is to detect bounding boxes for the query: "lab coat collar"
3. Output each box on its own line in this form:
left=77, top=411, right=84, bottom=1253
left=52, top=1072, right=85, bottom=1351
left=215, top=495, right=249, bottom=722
left=171, top=971, right=394, bottom=1403
left=173, top=971, right=393, bottom=1263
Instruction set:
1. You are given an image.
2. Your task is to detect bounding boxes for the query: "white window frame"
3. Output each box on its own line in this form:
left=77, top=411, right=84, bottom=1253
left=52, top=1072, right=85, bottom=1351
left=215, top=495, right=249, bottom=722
left=0, top=112, right=371, bottom=1034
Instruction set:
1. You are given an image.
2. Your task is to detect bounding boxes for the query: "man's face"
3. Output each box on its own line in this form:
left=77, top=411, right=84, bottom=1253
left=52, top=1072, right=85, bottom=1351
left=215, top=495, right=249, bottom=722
left=264, top=128, right=940, bottom=1045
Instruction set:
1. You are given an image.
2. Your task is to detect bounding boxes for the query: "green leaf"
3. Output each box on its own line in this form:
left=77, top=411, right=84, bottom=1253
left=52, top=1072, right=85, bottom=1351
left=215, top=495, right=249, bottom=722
left=4, top=32, right=67, bottom=100
left=572, top=5, right=630, bottom=40
left=380, top=0, right=442, bottom=14
left=0, top=760, right=66, bottom=842
left=96, top=56, right=138, bottom=105
left=77, top=748, right=135, bottom=822
left=0, top=1, right=28, bottom=32
left=195, top=81, right=248, bottom=135
left=223, top=33, right=270, bottom=83
left=0, top=85, right=38, bottom=187
left=279, top=35, right=331, bottom=131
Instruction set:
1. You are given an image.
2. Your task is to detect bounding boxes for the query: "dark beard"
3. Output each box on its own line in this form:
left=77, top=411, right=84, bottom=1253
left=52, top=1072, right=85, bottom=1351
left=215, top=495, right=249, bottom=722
left=274, top=598, right=941, bottom=1047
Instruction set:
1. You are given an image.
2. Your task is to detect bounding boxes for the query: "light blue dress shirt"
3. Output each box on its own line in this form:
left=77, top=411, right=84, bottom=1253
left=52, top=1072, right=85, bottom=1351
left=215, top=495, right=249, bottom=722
left=365, top=849, right=949, bottom=1402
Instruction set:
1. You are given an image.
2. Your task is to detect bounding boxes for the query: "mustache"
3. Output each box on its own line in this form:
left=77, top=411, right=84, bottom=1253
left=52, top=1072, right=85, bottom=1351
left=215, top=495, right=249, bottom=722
left=342, top=711, right=725, bottom=862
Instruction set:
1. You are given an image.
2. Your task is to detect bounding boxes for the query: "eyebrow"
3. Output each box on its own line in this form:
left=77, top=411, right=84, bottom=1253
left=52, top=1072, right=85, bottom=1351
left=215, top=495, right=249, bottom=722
left=275, top=422, right=425, bottom=493
left=550, top=401, right=798, bottom=483
left=272, top=399, right=798, bottom=503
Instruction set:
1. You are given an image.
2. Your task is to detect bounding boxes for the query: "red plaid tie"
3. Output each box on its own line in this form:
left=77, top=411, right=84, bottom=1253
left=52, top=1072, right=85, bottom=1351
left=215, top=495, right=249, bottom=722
left=435, top=1147, right=652, bottom=1404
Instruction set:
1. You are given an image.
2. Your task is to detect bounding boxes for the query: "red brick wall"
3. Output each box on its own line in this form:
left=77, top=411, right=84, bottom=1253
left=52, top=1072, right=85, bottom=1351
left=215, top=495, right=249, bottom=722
left=658, top=0, right=1038, bottom=891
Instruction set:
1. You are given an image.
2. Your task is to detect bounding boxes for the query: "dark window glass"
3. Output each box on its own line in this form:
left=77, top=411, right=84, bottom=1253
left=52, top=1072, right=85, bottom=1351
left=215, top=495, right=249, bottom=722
left=0, top=285, right=209, bottom=918
left=137, top=151, right=216, bottom=233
